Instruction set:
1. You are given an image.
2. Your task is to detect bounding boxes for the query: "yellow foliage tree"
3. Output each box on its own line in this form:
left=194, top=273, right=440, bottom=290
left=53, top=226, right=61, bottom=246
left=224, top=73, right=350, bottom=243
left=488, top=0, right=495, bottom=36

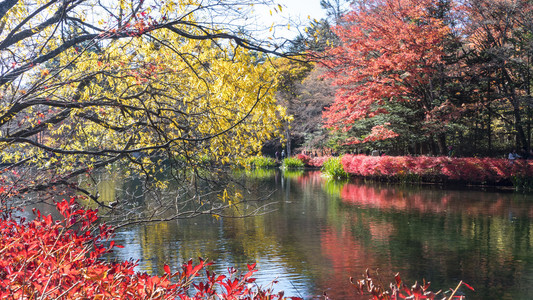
left=0, top=0, right=291, bottom=219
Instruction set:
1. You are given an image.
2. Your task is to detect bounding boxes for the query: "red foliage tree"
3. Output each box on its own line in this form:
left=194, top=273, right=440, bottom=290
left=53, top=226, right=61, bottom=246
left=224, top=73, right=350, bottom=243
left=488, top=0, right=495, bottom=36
left=322, top=0, right=452, bottom=152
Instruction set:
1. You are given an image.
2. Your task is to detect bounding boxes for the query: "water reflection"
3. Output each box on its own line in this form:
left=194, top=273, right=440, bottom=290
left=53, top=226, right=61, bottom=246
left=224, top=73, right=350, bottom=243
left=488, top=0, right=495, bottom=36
left=337, top=180, right=533, bottom=218
left=105, top=170, right=533, bottom=300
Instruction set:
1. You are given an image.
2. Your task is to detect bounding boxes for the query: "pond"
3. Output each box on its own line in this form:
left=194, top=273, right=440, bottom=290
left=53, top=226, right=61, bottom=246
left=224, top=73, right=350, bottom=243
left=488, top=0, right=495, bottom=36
left=105, top=169, right=533, bottom=299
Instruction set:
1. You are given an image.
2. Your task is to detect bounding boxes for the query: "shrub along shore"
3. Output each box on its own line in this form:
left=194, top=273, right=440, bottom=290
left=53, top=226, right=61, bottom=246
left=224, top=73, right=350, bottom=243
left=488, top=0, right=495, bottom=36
left=291, top=154, right=533, bottom=190
left=0, top=198, right=297, bottom=299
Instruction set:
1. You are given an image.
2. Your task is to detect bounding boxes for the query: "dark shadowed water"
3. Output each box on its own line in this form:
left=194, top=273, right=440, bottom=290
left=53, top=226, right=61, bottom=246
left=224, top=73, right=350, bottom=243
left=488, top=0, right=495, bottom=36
left=105, top=170, right=533, bottom=299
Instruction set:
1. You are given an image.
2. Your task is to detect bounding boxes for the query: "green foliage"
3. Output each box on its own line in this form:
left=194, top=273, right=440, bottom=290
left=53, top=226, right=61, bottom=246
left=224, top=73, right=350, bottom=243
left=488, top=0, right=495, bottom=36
left=322, top=178, right=346, bottom=197
left=272, top=58, right=313, bottom=99
left=283, top=169, right=305, bottom=178
left=282, top=157, right=305, bottom=169
left=246, top=156, right=277, bottom=169
left=243, top=168, right=276, bottom=179
left=511, top=176, right=533, bottom=192
left=325, top=97, right=429, bottom=155
left=322, top=156, right=349, bottom=179
left=396, top=172, right=422, bottom=184
left=290, top=19, right=339, bottom=53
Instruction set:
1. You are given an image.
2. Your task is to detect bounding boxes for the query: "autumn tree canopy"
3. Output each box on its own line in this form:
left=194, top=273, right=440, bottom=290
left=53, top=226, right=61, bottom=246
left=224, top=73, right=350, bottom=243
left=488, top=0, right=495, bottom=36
left=316, top=0, right=533, bottom=156
left=0, top=0, right=292, bottom=223
left=321, top=0, right=452, bottom=153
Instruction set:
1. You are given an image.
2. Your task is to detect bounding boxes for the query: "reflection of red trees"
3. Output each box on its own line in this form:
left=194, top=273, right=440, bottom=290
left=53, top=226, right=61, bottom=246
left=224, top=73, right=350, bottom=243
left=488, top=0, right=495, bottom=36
left=339, top=182, right=533, bottom=218
left=296, top=171, right=324, bottom=186
left=320, top=226, right=379, bottom=299
left=341, top=184, right=450, bottom=213
left=319, top=218, right=397, bottom=299
left=321, top=227, right=372, bottom=272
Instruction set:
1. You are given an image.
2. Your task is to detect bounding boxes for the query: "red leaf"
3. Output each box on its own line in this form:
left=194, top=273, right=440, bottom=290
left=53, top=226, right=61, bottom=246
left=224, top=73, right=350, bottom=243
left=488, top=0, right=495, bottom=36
left=462, top=282, right=475, bottom=291
left=247, top=262, right=256, bottom=271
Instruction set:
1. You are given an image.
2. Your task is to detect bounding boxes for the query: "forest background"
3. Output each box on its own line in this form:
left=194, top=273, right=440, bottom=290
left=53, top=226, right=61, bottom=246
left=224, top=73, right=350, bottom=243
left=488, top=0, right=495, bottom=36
left=278, top=0, right=533, bottom=160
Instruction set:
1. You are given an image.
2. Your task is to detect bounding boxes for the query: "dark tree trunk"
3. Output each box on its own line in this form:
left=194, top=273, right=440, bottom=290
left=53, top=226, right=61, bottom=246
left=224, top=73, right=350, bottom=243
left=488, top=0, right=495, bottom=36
left=437, top=133, right=447, bottom=155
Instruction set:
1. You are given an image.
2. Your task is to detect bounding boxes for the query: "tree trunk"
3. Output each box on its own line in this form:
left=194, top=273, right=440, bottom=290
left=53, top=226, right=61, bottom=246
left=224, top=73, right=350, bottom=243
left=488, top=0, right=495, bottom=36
left=285, top=127, right=292, bottom=157
left=513, top=103, right=528, bottom=152
left=487, top=102, right=492, bottom=153
left=501, top=69, right=528, bottom=151
left=437, top=133, right=447, bottom=155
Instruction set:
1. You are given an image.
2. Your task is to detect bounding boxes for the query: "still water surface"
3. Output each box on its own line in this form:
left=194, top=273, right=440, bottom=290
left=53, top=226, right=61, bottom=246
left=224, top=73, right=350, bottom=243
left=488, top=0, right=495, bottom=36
left=107, top=170, right=533, bottom=299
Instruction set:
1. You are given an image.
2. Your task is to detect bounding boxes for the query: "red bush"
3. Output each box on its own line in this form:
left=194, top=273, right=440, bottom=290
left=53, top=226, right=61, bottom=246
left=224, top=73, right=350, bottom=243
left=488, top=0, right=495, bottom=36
left=297, top=154, right=311, bottom=166
left=340, top=155, right=533, bottom=184
left=286, top=154, right=532, bottom=184
left=0, top=197, right=300, bottom=299
left=351, top=269, right=474, bottom=300
left=308, top=156, right=332, bottom=168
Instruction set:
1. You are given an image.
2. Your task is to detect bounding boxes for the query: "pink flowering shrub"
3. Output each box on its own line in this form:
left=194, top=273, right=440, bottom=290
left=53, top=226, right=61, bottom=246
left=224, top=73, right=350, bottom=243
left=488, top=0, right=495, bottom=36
left=297, top=154, right=311, bottom=166
left=302, top=155, right=332, bottom=168
left=341, top=155, right=533, bottom=184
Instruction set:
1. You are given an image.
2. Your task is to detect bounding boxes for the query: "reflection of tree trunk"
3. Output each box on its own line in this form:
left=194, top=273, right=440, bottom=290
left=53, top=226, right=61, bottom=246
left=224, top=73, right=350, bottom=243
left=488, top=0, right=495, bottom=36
left=286, top=175, right=290, bottom=201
